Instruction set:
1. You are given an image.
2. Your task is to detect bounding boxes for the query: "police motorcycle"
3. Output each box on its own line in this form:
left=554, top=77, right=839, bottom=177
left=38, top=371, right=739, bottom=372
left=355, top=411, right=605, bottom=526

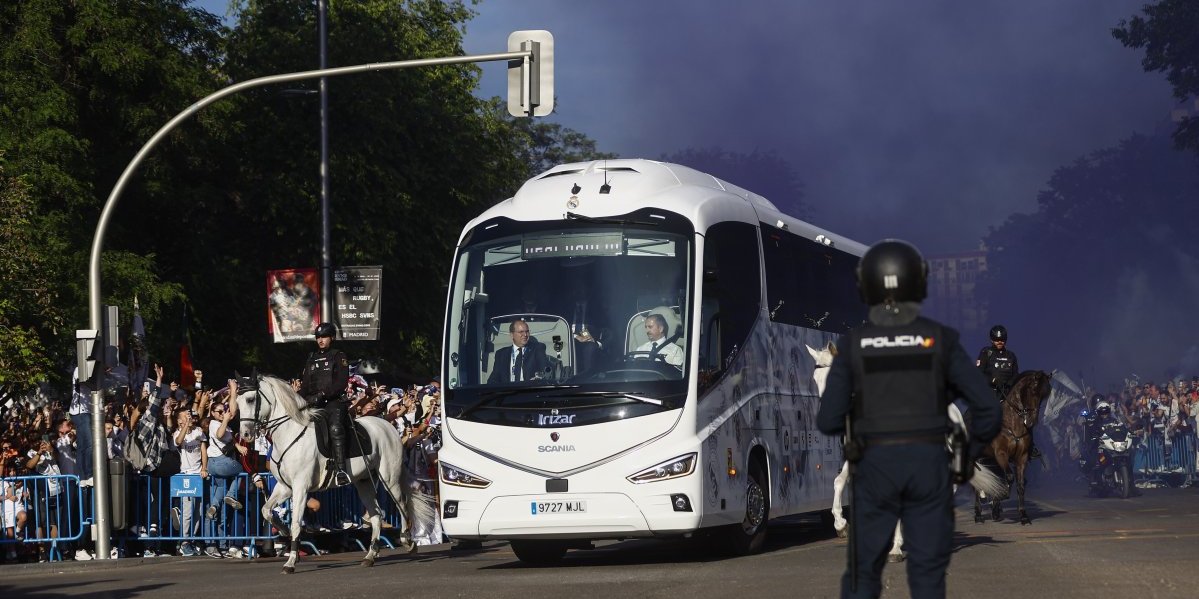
left=1079, top=404, right=1135, bottom=499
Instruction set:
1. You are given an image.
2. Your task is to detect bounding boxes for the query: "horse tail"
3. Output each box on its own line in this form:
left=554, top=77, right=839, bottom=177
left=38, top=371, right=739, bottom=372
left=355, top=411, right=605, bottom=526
left=970, top=462, right=1007, bottom=498
left=400, top=466, right=439, bottom=529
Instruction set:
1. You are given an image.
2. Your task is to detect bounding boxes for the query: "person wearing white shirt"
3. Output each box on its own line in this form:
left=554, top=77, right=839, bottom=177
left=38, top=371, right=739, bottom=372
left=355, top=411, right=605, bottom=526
left=635, top=314, right=684, bottom=369
left=175, top=410, right=207, bottom=556
left=68, top=368, right=95, bottom=487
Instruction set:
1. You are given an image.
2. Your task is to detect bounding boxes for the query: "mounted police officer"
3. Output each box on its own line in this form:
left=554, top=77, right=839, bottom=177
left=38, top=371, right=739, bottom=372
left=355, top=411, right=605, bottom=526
left=298, top=322, right=352, bottom=487
left=977, top=325, right=1041, bottom=459
left=817, top=239, right=1001, bottom=599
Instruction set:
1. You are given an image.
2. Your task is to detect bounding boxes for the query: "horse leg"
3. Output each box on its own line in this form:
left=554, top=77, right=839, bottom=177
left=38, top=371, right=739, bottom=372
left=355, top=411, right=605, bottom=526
left=974, top=489, right=985, bottom=524
left=992, top=452, right=1010, bottom=522
left=354, top=477, right=383, bottom=567
left=886, top=521, right=906, bottom=562
left=262, top=482, right=291, bottom=538
left=832, top=461, right=849, bottom=538
left=283, top=482, right=309, bottom=574
left=1017, top=453, right=1031, bottom=526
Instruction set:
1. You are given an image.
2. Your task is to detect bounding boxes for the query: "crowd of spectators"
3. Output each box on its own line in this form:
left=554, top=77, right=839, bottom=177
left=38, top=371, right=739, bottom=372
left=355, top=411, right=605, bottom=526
left=1045, top=376, right=1198, bottom=488
left=0, top=362, right=443, bottom=564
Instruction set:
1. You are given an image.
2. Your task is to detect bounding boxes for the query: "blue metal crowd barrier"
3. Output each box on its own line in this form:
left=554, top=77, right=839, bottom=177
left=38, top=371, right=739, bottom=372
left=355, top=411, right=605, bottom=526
left=1135, top=430, right=1198, bottom=485
left=3, top=471, right=415, bottom=562
left=0, top=474, right=86, bottom=562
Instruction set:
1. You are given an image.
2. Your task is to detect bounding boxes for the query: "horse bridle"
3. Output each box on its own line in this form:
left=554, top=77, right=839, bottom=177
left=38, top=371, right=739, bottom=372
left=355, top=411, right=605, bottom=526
left=1001, top=377, right=1044, bottom=440
left=238, top=372, right=289, bottom=438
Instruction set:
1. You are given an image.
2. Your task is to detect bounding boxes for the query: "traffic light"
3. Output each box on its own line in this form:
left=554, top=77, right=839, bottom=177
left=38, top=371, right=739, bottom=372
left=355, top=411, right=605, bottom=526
left=507, top=30, right=554, bottom=117
left=76, top=329, right=99, bottom=386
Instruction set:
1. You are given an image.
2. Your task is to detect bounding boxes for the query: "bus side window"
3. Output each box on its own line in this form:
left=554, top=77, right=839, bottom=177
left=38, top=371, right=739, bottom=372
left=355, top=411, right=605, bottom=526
left=698, top=222, right=761, bottom=394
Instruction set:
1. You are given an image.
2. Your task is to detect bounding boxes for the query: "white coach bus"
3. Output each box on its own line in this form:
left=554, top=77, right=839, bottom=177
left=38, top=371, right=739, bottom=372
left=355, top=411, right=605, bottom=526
left=437, top=159, right=868, bottom=563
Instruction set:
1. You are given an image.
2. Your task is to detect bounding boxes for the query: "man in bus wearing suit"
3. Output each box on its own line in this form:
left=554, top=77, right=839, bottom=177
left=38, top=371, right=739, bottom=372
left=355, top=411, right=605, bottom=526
left=489, top=319, right=550, bottom=384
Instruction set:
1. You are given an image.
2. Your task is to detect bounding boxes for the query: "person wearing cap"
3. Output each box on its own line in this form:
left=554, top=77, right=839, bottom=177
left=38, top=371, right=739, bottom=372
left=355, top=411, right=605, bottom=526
left=817, top=239, right=1000, bottom=599
left=976, top=324, right=1041, bottom=458
left=297, top=322, right=351, bottom=487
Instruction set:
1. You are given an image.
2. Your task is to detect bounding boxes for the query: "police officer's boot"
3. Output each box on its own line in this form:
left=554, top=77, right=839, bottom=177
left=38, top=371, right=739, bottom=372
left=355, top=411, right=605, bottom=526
left=1029, top=441, right=1043, bottom=460
left=328, top=409, right=352, bottom=487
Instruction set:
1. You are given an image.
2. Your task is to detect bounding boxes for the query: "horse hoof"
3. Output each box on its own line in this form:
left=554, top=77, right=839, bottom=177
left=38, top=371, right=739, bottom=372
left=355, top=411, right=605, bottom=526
left=974, top=515, right=985, bottom=524
left=835, top=528, right=848, bottom=539
left=1020, top=518, right=1031, bottom=526
left=887, top=553, right=906, bottom=563
left=361, top=558, right=375, bottom=567
left=282, top=566, right=295, bottom=574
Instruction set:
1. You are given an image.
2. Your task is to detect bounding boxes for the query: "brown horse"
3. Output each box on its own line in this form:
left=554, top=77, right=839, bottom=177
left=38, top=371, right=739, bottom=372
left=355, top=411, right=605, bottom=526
left=974, top=370, right=1052, bottom=526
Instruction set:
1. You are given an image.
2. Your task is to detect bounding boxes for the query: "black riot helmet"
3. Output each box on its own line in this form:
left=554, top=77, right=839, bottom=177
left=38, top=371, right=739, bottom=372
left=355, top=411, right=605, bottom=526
left=989, top=325, right=1008, bottom=342
left=314, top=322, right=337, bottom=338
left=856, top=239, right=928, bottom=306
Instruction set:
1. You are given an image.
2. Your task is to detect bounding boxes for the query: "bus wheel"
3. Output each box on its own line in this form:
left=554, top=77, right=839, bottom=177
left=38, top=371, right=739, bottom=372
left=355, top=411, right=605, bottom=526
left=723, top=462, right=769, bottom=555
left=510, top=540, right=567, bottom=565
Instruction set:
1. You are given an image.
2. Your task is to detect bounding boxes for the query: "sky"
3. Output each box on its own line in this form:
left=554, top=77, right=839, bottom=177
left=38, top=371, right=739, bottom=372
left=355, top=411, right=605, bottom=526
left=458, top=0, right=1174, bottom=254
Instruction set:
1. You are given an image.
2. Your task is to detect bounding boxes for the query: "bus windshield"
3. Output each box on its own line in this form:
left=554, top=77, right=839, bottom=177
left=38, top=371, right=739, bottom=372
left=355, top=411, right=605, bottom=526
left=444, top=214, right=693, bottom=420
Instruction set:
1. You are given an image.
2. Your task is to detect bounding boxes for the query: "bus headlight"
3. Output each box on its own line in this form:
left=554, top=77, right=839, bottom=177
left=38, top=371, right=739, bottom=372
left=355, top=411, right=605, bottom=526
left=440, top=462, right=492, bottom=489
left=626, top=453, right=697, bottom=484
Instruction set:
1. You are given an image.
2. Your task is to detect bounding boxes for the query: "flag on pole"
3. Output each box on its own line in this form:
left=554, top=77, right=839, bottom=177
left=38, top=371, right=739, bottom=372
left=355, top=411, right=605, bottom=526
left=129, top=295, right=149, bottom=388
left=180, top=304, right=195, bottom=388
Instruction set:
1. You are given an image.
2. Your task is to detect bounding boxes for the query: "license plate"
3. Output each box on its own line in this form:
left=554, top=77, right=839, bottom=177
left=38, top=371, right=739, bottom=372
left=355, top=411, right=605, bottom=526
left=530, top=500, right=587, bottom=515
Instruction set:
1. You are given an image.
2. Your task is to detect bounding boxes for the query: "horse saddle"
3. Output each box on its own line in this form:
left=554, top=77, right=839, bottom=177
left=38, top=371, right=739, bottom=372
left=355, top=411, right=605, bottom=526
left=310, top=412, right=373, bottom=460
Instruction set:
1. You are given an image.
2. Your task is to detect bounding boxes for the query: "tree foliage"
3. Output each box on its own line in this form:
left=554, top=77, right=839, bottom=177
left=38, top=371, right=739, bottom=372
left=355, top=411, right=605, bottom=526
left=980, top=134, right=1199, bottom=384
left=0, top=165, right=66, bottom=395
left=1114, top=0, right=1199, bottom=154
left=1, top=0, right=615, bottom=390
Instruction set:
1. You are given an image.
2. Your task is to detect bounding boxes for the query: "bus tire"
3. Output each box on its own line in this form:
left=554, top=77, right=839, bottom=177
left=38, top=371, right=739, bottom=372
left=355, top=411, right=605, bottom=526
left=510, top=540, right=568, bottom=565
left=722, top=461, right=769, bottom=555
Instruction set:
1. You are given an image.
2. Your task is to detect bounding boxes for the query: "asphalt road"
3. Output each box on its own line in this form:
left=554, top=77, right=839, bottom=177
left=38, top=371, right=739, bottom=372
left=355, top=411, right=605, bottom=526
left=3, top=479, right=1197, bottom=599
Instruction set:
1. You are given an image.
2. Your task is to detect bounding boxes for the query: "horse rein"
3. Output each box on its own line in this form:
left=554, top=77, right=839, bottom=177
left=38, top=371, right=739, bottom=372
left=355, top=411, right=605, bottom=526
left=1001, top=387, right=1038, bottom=442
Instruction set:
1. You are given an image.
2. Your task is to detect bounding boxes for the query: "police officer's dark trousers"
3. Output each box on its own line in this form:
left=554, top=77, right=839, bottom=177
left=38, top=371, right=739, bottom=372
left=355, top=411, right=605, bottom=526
left=843, top=443, right=953, bottom=599
left=325, top=400, right=350, bottom=473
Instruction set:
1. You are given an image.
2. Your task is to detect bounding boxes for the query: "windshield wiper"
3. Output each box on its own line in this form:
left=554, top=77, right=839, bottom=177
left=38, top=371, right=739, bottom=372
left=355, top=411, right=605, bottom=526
left=565, top=212, right=660, bottom=227
left=457, top=384, right=579, bottom=418
left=538, top=390, right=686, bottom=407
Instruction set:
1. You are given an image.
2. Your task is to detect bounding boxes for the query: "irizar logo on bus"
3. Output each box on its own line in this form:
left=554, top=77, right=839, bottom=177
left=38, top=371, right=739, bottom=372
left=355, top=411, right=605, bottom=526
left=860, top=335, right=935, bottom=349
left=538, top=414, right=576, bottom=425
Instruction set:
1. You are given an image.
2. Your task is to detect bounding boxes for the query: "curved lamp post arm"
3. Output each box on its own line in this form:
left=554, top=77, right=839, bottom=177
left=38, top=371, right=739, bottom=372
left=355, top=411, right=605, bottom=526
left=86, top=50, right=527, bottom=329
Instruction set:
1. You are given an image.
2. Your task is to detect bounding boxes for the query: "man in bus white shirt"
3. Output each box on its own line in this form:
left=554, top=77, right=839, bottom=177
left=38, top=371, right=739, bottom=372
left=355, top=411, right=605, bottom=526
left=635, top=314, right=684, bottom=369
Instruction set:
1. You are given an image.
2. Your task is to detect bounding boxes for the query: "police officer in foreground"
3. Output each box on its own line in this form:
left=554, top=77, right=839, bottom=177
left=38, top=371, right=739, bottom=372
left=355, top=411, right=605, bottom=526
left=296, top=322, right=352, bottom=487
left=817, top=239, right=1001, bottom=599
left=977, top=325, right=1041, bottom=459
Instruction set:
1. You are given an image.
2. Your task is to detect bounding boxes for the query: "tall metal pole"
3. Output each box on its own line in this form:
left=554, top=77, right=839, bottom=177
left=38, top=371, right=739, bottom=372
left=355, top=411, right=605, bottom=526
left=318, top=0, right=332, bottom=324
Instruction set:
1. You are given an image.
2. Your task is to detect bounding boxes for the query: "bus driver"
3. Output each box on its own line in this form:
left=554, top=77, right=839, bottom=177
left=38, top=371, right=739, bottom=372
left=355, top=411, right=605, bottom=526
left=635, top=314, right=684, bottom=369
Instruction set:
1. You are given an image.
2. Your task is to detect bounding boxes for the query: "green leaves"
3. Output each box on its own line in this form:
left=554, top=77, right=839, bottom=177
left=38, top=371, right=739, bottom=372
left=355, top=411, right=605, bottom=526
left=1114, top=0, right=1199, bottom=154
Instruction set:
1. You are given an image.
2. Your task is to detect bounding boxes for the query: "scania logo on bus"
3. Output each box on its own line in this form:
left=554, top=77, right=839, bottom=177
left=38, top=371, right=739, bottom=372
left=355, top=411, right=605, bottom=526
left=860, top=335, right=935, bottom=349
left=538, top=413, right=576, bottom=426
left=539, top=432, right=574, bottom=452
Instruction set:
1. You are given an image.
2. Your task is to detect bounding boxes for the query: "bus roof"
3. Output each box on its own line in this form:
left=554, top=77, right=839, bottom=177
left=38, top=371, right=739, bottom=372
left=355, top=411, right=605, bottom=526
left=463, top=159, right=868, bottom=256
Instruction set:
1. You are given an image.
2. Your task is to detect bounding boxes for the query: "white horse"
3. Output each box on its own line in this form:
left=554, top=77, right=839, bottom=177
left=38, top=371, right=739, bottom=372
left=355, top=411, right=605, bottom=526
left=809, top=343, right=1006, bottom=563
left=236, top=375, right=436, bottom=573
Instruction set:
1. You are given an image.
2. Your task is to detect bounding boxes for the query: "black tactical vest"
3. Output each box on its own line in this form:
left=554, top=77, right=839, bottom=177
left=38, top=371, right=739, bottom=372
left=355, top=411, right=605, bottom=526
left=981, top=347, right=1017, bottom=386
left=302, top=349, right=346, bottom=399
left=849, top=317, right=949, bottom=437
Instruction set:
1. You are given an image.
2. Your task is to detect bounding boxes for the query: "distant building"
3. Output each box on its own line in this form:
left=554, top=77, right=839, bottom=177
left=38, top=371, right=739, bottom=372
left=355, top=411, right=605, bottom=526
left=924, top=244, right=988, bottom=333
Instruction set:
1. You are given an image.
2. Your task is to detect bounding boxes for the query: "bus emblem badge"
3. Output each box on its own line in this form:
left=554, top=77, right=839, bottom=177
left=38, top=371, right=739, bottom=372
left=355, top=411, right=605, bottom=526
left=567, top=196, right=580, bottom=209
left=551, top=432, right=560, bottom=442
